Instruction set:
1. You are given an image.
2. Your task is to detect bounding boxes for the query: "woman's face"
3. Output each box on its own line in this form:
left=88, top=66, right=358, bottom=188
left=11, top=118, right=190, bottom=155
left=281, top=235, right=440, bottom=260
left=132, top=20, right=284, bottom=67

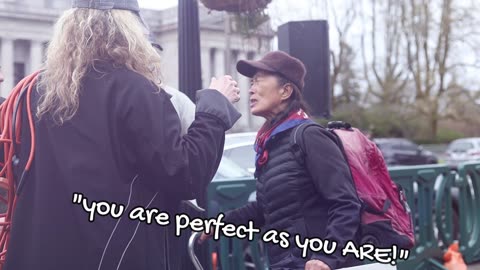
left=249, top=71, right=288, bottom=119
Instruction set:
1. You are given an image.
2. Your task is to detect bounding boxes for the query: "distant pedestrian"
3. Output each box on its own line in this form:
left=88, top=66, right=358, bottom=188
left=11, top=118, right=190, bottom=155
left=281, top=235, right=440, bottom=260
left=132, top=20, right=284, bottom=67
left=149, top=39, right=196, bottom=136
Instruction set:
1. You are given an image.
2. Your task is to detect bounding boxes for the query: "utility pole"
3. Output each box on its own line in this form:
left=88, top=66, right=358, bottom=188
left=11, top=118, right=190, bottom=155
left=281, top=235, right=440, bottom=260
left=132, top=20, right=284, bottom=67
left=178, top=0, right=202, bottom=102
left=177, top=1, right=209, bottom=269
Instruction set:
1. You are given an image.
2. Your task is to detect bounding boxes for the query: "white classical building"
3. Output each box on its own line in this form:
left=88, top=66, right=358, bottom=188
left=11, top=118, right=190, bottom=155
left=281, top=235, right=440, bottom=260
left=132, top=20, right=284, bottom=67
left=0, top=0, right=274, bottom=131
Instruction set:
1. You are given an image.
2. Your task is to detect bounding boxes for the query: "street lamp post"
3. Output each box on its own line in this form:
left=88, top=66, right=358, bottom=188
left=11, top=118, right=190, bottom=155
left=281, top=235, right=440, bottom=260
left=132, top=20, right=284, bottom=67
left=178, top=0, right=202, bottom=102
left=178, top=2, right=210, bottom=269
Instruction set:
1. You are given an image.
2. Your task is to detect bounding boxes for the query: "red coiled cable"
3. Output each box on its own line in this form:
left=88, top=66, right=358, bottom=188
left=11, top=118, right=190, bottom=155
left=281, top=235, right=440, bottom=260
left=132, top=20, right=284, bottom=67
left=0, top=71, right=40, bottom=268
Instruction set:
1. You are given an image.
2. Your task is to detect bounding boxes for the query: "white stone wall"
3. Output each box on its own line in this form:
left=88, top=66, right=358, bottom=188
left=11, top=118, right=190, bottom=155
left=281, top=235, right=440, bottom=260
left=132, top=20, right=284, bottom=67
left=0, top=38, right=14, bottom=96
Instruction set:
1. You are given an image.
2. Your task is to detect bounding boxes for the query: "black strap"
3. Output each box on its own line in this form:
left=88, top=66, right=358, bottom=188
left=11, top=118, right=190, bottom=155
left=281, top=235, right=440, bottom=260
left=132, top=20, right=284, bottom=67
left=11, top=84, right=34, bottom=196
left=364, top=199, right=392, bottom=215
left=290, top=122, right=323, bottom=166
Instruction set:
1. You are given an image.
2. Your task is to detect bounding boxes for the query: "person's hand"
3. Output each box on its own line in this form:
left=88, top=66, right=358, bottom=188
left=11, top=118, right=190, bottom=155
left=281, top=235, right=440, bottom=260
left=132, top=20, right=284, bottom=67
left=209, top=75, right=240, bottom=104
left=198, top=231, right=212, bottom=244
left=305, top=260, right=331, bottom=270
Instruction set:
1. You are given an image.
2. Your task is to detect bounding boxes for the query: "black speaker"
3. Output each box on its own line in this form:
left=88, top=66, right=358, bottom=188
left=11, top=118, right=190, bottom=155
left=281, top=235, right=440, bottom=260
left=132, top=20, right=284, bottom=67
left=278, top=20, right=331, bottom=118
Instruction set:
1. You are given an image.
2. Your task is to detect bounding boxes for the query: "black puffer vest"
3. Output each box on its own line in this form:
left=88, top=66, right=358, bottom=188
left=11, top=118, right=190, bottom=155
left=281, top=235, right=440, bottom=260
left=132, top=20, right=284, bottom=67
left=255, top=128, right=347, bottom=267
left=256, top=128, right=310, bottom=264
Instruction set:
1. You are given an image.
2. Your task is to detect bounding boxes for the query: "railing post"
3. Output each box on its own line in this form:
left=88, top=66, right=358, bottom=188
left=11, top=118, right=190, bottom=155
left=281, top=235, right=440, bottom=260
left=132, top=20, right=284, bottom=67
left=456, top=163, right=480, bottom=263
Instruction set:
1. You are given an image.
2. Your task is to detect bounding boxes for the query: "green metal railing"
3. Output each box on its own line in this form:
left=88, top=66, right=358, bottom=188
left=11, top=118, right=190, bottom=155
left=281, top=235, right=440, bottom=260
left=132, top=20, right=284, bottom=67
left=205, top=162, right=480, bottom=270
left=390, top=165, right=455, bottom=270
left=206, top=178, right=266, bottom=270
left=457, top=162, right=480, bottom=264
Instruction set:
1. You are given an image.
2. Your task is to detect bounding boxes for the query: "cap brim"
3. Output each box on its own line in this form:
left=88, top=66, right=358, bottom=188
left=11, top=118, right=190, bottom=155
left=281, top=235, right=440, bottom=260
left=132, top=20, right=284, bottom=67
left=236, top=60, right=276, bottom=78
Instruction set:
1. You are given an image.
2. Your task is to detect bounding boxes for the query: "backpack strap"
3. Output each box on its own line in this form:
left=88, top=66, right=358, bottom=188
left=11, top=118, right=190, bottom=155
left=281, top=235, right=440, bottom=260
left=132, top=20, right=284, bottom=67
left=290, top=121, right=356, bottom=170
left=290, top=122, right=322, bottom=166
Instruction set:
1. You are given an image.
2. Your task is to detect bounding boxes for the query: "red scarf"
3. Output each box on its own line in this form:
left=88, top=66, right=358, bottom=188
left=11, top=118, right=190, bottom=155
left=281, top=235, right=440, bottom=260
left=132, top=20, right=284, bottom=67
left=254, top=109, right=310, bottom=169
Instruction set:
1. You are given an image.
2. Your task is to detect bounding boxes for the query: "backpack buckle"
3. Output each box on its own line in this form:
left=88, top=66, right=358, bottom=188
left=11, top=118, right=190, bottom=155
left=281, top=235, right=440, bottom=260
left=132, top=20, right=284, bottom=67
left=327, top=121, right=352, bottom=130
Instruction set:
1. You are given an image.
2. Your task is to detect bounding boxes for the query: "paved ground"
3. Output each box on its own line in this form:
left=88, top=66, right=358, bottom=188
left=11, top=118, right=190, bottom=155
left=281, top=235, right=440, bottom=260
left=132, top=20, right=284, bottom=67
left=468, top=262, right=480, bottom=269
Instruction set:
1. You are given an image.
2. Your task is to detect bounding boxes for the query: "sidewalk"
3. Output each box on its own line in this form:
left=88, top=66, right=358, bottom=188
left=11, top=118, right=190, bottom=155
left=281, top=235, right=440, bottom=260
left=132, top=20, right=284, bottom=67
left=469, top=262, right=480, bottom=269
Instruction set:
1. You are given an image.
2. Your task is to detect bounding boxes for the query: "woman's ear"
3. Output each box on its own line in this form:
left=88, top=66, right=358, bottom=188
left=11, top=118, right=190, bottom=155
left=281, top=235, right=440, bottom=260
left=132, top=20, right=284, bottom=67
left=280, top=84, right=294, bottom=101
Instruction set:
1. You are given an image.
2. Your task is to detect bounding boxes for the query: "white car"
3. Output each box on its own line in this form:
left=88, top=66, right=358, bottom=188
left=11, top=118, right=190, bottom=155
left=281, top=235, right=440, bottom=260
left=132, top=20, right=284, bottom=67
left=213, top=132, right=257, bottom=180
left=445, top=137, right=480, bottom=168
left=213, top=156, right=253, bottom=180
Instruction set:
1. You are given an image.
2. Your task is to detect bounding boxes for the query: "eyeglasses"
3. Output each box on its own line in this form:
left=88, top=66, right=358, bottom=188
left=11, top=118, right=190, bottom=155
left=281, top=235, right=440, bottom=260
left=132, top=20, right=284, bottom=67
left=151, top=43, right=163, bottom=51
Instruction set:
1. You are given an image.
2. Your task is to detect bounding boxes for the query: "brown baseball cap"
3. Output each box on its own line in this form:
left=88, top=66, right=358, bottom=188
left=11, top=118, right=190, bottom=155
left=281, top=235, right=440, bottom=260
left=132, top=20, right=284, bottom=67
left=236, top=50, right=307, bottom=90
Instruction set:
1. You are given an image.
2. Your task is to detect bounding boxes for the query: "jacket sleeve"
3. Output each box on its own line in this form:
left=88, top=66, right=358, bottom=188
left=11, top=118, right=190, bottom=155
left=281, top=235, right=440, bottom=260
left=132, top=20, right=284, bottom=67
left=121, top=78, right=241, bottom=200
left=224, top=201, right=265, bottom=228
left=301, top=126, right=362, bottom=270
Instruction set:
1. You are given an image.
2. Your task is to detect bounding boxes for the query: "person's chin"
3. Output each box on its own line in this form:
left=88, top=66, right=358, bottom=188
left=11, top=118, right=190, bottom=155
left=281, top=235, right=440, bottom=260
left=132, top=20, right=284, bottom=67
left=250, top=105, right=267, bottom=117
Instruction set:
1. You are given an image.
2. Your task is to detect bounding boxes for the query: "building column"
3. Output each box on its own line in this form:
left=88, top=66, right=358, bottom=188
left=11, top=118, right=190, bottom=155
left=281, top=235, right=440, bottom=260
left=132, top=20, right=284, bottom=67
left=30, top=40, right=43, bottom=73
left=1, top=38, right=14, bottom=97
left=236, top=51, right=251, bottom=131
left=200, top=46, right=210, bottom=89
left=213, top=48, right=225, bottom=78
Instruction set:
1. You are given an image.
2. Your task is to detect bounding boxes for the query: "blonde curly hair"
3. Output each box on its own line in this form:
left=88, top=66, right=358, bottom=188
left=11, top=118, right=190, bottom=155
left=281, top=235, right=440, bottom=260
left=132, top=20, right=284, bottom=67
left=37, top=8, right=162, bottom=124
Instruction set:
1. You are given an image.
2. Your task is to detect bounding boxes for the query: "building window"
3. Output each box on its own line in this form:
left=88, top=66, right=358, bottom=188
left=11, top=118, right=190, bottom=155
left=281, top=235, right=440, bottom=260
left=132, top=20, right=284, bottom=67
left=14, top=62, right=25, bottom=85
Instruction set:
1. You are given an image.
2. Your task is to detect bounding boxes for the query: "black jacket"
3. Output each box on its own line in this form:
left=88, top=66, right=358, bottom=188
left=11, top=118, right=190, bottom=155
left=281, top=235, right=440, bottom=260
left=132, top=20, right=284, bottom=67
left=4, top=63, right=240, bottom=270
left=225, top=125, right=362, bottom=270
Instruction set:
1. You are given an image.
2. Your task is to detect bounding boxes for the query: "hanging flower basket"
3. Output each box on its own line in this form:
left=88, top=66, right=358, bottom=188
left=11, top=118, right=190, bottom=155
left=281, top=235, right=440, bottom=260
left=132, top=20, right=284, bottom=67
left=199, top=0, right=272, bottom=13
left=231, top=10, right=270, bottom=37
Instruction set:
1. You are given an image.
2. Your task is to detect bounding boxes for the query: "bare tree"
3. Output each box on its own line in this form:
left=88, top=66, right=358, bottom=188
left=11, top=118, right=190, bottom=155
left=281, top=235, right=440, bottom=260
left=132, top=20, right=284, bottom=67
left=357, top=0, right=480, bottom=139
left=361, top=0, right=410, bottom=106
left=400, top=0, right=480, bottom=139
left=269, top=0, right=480, bottom=139
left=329, top=0, right=361, bottom=109
left=333, top=42, right=362, bottom=106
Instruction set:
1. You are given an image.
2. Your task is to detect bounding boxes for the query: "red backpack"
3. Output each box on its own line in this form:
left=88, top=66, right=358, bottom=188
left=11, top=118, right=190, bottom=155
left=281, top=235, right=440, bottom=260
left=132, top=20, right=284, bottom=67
left=291, top=121, right=415, bottom=249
